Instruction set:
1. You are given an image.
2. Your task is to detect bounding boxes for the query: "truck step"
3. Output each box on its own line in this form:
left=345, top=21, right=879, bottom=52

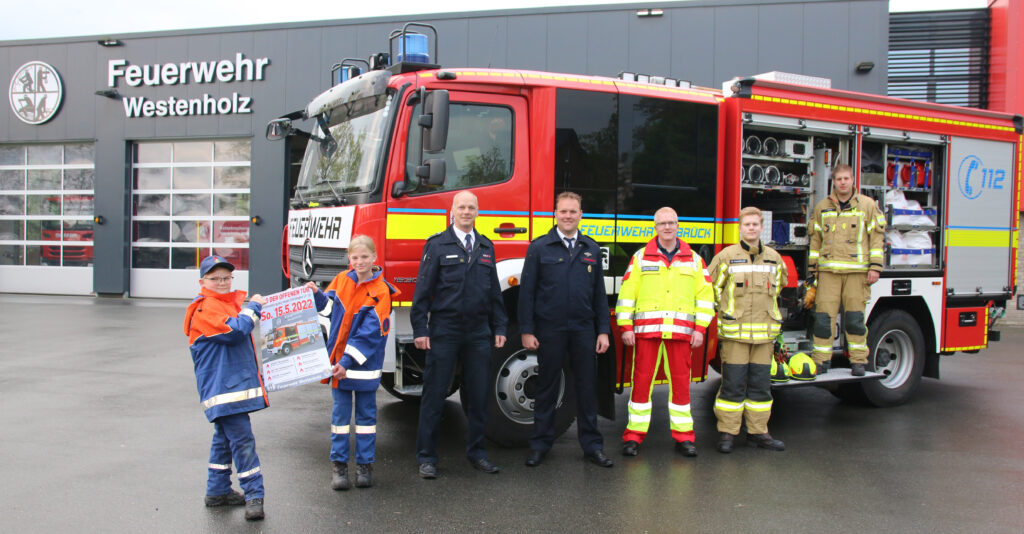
left=771, top=368, right=884, bottom=388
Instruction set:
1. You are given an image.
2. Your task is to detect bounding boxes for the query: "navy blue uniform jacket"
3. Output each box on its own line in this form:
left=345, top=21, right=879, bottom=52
left=411, top=226, right=508, bottom=338
left=518, top=227, right=611, bottom=336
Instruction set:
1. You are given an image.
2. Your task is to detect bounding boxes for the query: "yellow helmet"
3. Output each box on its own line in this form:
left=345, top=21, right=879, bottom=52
left=770, top=358, right=791, bottom=383
left=788, top=352, right=816, bottom=381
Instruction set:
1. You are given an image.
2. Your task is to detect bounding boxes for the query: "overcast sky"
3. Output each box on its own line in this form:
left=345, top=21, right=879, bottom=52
left=1, top=0, right=988, bottom=41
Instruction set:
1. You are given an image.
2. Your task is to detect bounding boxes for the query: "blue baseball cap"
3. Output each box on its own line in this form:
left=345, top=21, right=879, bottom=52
left=199, top=255, right=235, bottom=277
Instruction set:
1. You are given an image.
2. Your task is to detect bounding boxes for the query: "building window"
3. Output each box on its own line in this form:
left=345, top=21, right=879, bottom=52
left=131, top=139, right=251, bottom=271
left=0, top=143, right=95, bottom=266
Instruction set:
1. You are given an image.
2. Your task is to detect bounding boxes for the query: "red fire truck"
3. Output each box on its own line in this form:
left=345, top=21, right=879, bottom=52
left=266, top=320, right=321, bottom=356
left=268, top=24, right=1022, bottom=445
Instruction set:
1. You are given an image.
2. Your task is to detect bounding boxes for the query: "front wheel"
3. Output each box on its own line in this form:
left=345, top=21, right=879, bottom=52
left=282, top=343, right=292, bottom=356
left=859, top=309, right=925, bottom=407
left=483, top=328, right=576, bottom=448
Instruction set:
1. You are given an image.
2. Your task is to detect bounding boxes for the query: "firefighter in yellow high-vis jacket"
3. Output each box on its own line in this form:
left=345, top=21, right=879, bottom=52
left=708, top=207, right=786, bottom=453
left=808, top=164, right=886, bottom=377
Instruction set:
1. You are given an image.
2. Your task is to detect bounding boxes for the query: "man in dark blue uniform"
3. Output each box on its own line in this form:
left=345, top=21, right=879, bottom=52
left=412, top=190, right=508, bottom=479
left=518, top=191, right=613, bottom=468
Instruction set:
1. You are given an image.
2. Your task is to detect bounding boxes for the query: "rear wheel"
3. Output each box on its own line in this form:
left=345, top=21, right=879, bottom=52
left=484, top=327, right=576, bottom=448
left=859, top=309, right=925, bottom=407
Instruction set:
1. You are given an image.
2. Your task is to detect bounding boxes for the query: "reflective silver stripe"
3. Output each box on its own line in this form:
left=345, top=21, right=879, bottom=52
left=345, top=369, right=382, bottom=380
left=628, top=413, right=652, bottom=423
left=634, top=311, right=695, bottom=322
left=695, top=312, right=715, bottom=324
left=201, top=387, right=264, bottom=410
left=616, top=298, right=635, bottom=308
left=728, top=265, right=775, bottom=274
left=629, top=401, right=653, bottom=411
left=634, top=324, right=694, bottom=335
left=667, top=402, right=690, bottom=412
left=331, top=424, right=350, bottom=434
left=355, top=425, right=376, bottom=434
left=345, top=344, right=368, bottom=365
left=241, top=308, right=259, bottom=322
left=237, top=466, right=261, bottom=478
left=616, top=312, right=633, bottom=322
left=669, top=414, right=694, bottom=425
left=208, top=463, right=231, bottom=471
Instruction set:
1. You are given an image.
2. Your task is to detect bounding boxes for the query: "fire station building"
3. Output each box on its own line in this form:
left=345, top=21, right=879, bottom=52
left=0, top=0, right=1020, bottom=300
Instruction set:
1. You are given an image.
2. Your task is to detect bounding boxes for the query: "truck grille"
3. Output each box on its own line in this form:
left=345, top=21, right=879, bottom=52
left=288, top=245, right=348, bottom=284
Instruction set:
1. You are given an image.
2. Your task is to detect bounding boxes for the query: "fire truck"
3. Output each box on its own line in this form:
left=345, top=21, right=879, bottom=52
left=266, top=320, right=321, bottom=355
left=267, top=24, right=1022, bottom=446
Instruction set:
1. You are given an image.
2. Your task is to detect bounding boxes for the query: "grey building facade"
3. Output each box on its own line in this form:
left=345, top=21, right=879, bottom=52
left=0, top=0, right=887, bottom=298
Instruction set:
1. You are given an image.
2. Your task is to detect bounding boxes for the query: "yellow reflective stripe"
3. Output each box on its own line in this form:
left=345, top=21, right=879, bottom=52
left=848, top=342, right=868, bottom=351
left=715, top=398, right=744, bottom=412
left=202, top=387, right=264, bottom=410
left=355, top=425, right=376, bottom=434
left=812, top=344, right=832, bottom=353
left=208, top=463, right=231, bottom=470
left=808, top=250, right=820, bottom=259
left=946, top=228, right=1012, bottom=247
left=331, top=425, right=350, bottom=435
left=238, top=466, right=261, bottom=478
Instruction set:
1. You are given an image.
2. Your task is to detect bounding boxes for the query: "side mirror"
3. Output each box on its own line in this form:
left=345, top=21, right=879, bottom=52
left=420, top=90, right=449, bottom=153
left=415, top=159, right=446, bottom=186
left=265, top=118, right=293, bottom=141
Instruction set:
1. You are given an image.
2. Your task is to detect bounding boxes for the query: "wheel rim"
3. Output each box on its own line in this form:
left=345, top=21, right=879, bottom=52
left=493, top=349, right=564, bottom=425
left=872, top=328, right=913, bottom=388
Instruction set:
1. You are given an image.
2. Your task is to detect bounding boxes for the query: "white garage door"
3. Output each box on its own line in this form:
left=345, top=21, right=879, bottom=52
left=130, top=139, right=251, bottom=299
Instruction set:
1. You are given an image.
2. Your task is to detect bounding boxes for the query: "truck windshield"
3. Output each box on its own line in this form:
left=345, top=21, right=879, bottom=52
left=294, top=91, right=394, bottom=202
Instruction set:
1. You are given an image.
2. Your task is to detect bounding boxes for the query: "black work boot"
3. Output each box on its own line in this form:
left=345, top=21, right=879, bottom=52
left=717, top=433, right=736, bottom=454
left=748, top=433, right=786, bottom=451
left=204, top=489, right=245, bottom=507
left=851, top=363, right=866, bottom=377
left=331, top=461, right=350, bottom=491
left=244, top=498, right=264, bottom=521
left=355, top=463, right=373, bottom=488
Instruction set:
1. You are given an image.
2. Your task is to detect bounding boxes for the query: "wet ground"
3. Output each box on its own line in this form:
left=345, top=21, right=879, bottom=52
left=2, top=294, right=1023, bottom=533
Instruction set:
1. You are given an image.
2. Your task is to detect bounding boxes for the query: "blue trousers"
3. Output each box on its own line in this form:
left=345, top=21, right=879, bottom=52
left=330, top=387, right=378, bottom=464
left=416, top=325, right=491, bottom=464
left=207, top=412, right=264, bottom=499
left=530, top=326, right=603, bottom=454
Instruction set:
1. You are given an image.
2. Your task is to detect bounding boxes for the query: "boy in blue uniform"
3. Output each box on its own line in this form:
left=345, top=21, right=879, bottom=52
left=183, top=255, right=267, bottom=521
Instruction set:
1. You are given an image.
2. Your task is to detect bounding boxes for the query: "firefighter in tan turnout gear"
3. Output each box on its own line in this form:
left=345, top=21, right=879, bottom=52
left=808, top=164, right=886, bottom=376
left=709, top=207, right=786, bottom=453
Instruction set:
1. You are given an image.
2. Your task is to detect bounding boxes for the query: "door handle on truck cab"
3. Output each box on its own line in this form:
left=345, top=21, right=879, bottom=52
left=493, top=226, right=527, bottom=234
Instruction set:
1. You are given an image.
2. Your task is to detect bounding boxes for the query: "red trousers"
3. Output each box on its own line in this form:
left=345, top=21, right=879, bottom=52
left=623, top=337, right=694, bottom=444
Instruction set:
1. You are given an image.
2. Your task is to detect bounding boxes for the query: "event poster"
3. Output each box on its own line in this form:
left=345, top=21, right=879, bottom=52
left=257, top=287, right=332, bottom=392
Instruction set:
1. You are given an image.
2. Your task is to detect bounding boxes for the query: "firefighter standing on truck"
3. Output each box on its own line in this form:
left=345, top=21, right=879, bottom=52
left=615, top=207, right=715, bottom=458
left=708, top=207, right=786, bottom=453
left=808, top=163, right=886, bottom=376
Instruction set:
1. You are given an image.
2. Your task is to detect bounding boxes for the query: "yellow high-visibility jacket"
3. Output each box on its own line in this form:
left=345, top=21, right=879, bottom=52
left=808, top=193, right=886, bottom=273
left=708, top=241, right=787, bottom=344
left=615, top=238, right=715, bottom=341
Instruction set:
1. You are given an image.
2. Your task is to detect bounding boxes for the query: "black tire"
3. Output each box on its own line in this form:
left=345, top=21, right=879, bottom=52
left=282, top=343, right=292, bottom=355
left=483, top=326, right=576, bottom=448
left=859, top=309, right=925, bottom=407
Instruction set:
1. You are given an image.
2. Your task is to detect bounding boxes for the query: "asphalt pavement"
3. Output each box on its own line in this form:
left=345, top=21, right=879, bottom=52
left=2, top=294, right=1023, bottom=533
